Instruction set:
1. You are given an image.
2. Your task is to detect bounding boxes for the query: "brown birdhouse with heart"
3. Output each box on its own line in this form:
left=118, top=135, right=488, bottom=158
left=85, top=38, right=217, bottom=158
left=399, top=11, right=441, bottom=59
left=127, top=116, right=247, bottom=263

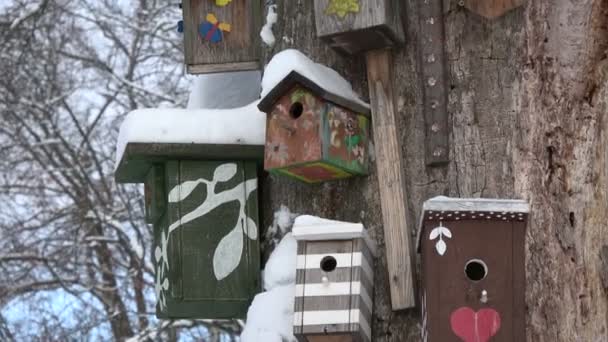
left=418, top=197, right=530, bottom=342
left=462, top=0, right=525, bottom=19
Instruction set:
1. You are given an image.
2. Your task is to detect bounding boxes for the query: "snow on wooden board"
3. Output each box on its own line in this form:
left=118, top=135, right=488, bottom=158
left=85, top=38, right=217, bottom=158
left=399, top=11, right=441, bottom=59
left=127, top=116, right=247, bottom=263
left=260, top=49, right=369, bottom=109
left=114, top=101, right=266, bottom=170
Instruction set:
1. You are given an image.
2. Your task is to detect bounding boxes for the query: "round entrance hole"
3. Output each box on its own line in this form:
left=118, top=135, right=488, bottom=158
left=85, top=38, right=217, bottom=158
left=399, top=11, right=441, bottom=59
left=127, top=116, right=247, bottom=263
left=289, top=102, right=304, bottom=119
left=465, top=259, right=488, bottom=281
left=320, top=256, right=337, bottom=272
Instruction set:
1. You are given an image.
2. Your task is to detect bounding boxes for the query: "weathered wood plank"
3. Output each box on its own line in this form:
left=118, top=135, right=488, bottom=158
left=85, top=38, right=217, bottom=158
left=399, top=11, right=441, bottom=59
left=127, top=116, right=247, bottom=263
left=365, top=49, right=416, bottom=310
left=182, top=0, right=261, bottom=74
left=463, top=0, right=525, bottom=19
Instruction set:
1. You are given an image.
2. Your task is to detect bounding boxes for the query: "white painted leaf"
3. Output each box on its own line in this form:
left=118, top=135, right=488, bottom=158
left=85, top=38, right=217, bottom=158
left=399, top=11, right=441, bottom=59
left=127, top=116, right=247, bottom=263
left=168, top=180, right=201, bottom=203
left=244, top=216, right=258, bottom=240
left=435, top=239, right=447, bottom=256
left=214, top=163, right=238, bottom=182
left=154, top=246, right=161, bottom=262
left=441, top=227, right=452, bottom=238
left=213, top=226, right=243, bottom=280
left=429, top=227, right=441, bottom=240
left=162, top=278, right=169, bottom=290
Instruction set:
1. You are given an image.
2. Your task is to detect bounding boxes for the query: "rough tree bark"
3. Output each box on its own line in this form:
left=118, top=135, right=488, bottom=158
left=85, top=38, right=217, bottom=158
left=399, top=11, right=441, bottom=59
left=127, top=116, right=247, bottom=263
left=261, top=1, right=608, bottom=341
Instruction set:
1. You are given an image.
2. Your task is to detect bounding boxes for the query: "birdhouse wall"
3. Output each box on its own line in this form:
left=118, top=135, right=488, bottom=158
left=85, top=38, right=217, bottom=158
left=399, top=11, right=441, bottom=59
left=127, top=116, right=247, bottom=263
left=182, top=0, right=261, bottom=74
left=152, top=160, right=260, bottom=319
left=144, top=164, right=166, bottom=225
left=314, top=0, right=405, bottom=54
left=264, top=85, right=370, bottom=183
left=420, top=219, right=526, bottom=342
left=294, top=238, right=374, bottom=342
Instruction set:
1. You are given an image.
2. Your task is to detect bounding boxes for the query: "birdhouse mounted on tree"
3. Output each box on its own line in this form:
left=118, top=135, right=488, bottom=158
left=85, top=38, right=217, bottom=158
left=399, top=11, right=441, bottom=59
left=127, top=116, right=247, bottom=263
left=114, top=106, right=265, bottom=319
left=258, top=70, right=371, bottom=183
left=418, top=197, right=530, bottom=342
left=181, top=0, right=261, bottom=74
left=462, top=0, right=525, bottom=19
left=313, top=0, right=405, bottom=54
left=292, top=216, right=376, bottom=342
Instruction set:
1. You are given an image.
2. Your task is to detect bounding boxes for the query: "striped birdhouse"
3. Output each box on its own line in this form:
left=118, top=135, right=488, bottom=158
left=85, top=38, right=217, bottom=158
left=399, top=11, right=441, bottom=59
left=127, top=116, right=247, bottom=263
left=292, top=216, right=376, bottom=342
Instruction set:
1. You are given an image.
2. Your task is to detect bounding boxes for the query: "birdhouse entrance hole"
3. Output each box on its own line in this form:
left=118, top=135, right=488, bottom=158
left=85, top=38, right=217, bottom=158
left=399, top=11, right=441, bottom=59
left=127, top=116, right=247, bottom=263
left=465, top=259, right=487, bottom=281
left=289, top=102, right=304, bottom=119
left=320, top=256, right=338, bottom=272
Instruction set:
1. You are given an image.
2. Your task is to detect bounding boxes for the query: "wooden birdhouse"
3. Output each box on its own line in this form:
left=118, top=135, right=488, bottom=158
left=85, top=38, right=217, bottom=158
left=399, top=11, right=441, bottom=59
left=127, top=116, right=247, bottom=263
left=114, top=107, right=265, bottom=319
left=181, top=0, right=261, bottom=74
left=258, top=71, right=371, bottom=183
left=313, top=0, right=405, bottom=54
left=292, top=216, right=376, bottom=342
left=462, top=0, right=525, bottom=19
left=418, top=197, right=530, bottom=342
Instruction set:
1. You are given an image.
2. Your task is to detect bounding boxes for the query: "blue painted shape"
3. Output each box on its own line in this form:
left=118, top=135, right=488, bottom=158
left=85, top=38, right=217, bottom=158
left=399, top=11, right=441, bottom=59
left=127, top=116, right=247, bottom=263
left=199, top=21, right=223, bottom=43
left=177, top=20, right=184, bottom=33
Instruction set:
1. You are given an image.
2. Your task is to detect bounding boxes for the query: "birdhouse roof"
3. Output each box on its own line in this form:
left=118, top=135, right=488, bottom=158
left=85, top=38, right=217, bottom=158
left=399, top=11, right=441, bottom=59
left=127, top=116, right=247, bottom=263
left=416, top=196, right=530, bottom=252
left=114, top=102, right=265, bottom=183
left=258, top=49, right=370, bottom=115
left=292, top=215, right=376, bottom=256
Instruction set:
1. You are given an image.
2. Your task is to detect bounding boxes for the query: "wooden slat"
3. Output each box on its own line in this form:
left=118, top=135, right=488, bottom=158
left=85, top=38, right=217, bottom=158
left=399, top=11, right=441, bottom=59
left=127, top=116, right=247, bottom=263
left=365, top=49, right=416, bottom=310
left=463, top=0, right=525, bottom=19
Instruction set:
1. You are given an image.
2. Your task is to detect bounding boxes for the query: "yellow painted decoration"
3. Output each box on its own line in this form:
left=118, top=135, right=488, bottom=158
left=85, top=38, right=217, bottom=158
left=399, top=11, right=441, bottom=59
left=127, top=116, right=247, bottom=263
left=215, top=0, right=232, bottom=6
left=325, top=0, right=360, bottom=18
left=206, top=13, right=231, bottom=32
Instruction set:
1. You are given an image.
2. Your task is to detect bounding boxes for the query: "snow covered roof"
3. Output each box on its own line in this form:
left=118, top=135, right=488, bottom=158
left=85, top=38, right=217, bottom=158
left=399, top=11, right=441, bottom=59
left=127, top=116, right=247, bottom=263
left=258, top=49, right=370, bottom=114
left=114, top=102, right=265, bottom=183
left=292, top=215, right=376, bottom=256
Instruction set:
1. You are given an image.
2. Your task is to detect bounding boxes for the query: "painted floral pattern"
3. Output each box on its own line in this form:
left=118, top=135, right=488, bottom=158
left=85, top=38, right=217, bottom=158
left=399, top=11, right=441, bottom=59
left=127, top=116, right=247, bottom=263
left=154, top=162, right=258, bottom=311
left=265, top=85, right=369, bottom=181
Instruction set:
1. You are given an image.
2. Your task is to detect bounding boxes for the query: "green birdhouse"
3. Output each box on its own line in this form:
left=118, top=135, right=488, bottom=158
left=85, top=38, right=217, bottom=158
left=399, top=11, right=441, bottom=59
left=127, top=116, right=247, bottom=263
left=114, top=106, right=265, bottom=318
left=258, top=69, right=371, bottom=183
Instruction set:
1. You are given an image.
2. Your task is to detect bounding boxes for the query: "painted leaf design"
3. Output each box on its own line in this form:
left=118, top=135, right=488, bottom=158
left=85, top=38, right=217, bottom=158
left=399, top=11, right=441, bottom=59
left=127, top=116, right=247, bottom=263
left=435, top=239, right=447, bottom=256
left=245, top=217, right=258, bottom=240
left=154, top=246, right=161, bottom=262
left=213, top=226, right=243, bottom=280
left=429, top=227, right=441, bottom=240
left=214, top=163, right=237, bottom=182
left=168, top=180, right=201, bottom=203
left=441, top=227, right=452, bottom=238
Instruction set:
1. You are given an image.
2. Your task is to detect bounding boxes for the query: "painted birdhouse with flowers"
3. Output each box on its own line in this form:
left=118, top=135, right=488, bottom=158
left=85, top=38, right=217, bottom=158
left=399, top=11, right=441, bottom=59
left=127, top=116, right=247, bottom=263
left=313, top=0, right=405, bottom=54
left=258, top=70, right=371, bottom=183
left=418, top=197, right=530, bottom=342
left=181, top=0, right=261, bottom=74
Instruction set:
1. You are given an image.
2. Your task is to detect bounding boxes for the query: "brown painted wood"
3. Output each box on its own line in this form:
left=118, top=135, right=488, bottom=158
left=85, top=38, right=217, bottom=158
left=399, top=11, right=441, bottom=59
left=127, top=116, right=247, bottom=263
left=313, top=0, right=404, bottom=54
left=306, top=333, right=353, bottom=342
left=365, top=49, right=415, bottom=310
left=463, top=0, right=525, bottom=19
left=512, top=221, right=526, bottom=342
left=182, top=0, right=261, bottom=74
left=422, top=219, right=522, bottom=341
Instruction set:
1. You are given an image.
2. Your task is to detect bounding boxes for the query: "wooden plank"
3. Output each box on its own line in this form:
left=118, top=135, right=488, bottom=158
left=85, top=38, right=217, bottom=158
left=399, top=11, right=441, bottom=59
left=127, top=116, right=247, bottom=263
left=463, top=0, right=525, bottom=19
left=417, top=0, right=449, bottom=165
left=182, top=0, right=261, bottom=73
left=313, top=0, right=404, bottom=54
left=365, top=49, right=416, bottom=310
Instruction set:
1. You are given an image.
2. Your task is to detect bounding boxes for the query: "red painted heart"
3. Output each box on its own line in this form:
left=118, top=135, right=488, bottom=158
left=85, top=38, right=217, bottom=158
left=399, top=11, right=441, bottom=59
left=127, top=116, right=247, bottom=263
left=450, top=307, right=501, bottom=342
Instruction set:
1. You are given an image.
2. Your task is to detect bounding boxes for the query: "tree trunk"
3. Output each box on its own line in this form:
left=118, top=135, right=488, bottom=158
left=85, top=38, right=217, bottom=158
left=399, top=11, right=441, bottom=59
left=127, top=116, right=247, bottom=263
left=262, top=1, right=608, bottom=341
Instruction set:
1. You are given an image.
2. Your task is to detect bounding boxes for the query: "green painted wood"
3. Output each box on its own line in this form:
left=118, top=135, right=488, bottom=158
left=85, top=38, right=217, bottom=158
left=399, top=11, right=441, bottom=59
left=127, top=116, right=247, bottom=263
left=115, top=142, right=264, bottom=183
left=144, top=165, right=165, bottom=224
left=153, top=160, right=260, bottom=319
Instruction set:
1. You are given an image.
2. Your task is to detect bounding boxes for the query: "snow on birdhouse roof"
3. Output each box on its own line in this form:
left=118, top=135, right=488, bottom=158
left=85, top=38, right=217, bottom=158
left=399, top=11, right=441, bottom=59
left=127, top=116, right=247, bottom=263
left=421, top=196, right=530, bottom=214
left=258, top=49, right=370, bottom=114
left=292, top=215, right=376, bottom=255
left=114, top=101, right=265, bottom=182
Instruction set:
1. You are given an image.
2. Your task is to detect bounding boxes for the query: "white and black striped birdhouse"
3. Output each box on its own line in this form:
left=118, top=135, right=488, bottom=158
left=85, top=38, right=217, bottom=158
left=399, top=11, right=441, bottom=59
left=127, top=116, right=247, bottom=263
left=292, top=216, right=376, bottom=342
